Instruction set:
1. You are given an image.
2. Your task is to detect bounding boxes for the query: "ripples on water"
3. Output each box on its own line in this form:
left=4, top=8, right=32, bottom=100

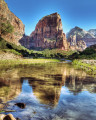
left=0, top=63, right=96, bottom=120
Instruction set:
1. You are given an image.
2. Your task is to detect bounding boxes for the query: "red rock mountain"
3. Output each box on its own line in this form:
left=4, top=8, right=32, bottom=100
left=20, top=13, right=69, bottom=50
left=0, top=0, right=25, bottom=45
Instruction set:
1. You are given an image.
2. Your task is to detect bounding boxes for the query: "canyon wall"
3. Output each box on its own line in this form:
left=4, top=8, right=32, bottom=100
left=0, top=0, right=25, bottom=45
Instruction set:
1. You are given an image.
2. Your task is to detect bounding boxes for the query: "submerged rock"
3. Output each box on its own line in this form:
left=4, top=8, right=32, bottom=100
left=15, top=103, right=26, bottom=109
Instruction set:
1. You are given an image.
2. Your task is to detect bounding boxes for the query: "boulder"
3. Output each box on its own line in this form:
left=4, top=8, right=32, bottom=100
left=15, top=103, right=26, bottom=109
left=3, top=114, right=16, bottom=120
left=0, top=114, right=6, bottom=120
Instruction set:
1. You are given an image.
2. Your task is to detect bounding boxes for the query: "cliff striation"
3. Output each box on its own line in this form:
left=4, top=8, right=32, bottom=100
left=0, top=0, right=25, bottom=45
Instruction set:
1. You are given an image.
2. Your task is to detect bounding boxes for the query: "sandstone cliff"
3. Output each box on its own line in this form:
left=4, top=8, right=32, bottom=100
left=0, top=0, right=25, bottom=45
left=20, top=13, right=69, bottom=50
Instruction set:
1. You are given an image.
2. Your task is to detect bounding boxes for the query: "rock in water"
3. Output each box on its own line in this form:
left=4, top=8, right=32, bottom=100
left=15, top=103, right=26, bottom=109
left=0, top=114, right=6, bottom=120
left=20, top=13, right=69, bottom=50
left=3, top=114, right=16, bottom=120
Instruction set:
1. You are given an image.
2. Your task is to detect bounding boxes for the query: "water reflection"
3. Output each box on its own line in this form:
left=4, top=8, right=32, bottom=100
left=0, top=63, right=96, bottom=120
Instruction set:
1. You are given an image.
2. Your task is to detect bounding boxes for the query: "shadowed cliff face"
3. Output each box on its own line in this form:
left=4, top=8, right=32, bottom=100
left=0, top=0, right=25, bottom=45
left=20, top=13, right=69, bottom=50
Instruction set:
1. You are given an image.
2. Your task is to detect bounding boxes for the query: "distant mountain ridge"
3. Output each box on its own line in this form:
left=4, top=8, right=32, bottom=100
left=88, top=29, right=96, bottom=38
left=67, top=26, right=96, bottom=47
left=67, top=26, right=95, bottom=39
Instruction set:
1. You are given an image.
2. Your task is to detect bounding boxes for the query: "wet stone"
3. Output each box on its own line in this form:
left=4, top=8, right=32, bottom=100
left=3, top=114, right=16, bottom=120
left=15, top=103, right=26, bottom=109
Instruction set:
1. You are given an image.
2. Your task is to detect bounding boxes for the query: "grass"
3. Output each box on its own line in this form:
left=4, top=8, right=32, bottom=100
left=0, top=59, right=61, bottom=69
left=72, top=59, right=96, bottom=75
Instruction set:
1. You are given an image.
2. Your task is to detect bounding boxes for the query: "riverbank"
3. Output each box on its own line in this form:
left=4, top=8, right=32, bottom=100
left=0, top=58, right=61, bottom=69
left=72, top=59, right=96, bottom=75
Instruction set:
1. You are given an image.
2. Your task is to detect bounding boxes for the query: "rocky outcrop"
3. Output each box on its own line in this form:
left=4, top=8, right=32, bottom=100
left=20, top=13, right=69, bottom=50
left=67, top=26, right=96, bottom=49
left=0, top=0, right=25, bottom=45
left=69, top=39, right=87, bottom=51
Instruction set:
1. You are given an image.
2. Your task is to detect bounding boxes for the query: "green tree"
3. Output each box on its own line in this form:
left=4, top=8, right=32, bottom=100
left=1, top=22, right=14, bottom=35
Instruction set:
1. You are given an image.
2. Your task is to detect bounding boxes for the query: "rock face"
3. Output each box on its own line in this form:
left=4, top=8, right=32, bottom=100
left=20, top=13, right=69, bottom=50
left=67, top=26, right=96, bottom=49
left=69, top=38, right=87, bottom=51
left=0, top=0, right=25, bottom=45
left=88, top=29, right=96, bottom=37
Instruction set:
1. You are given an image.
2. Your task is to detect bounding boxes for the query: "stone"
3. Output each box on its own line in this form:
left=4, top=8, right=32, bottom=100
left=20, top=13, right=69, bottom=50
left=3, top=114, right=16, bottom=120
left=0, top=114, right=6, bottom=120
left=15, top=103, right=26, bottom=109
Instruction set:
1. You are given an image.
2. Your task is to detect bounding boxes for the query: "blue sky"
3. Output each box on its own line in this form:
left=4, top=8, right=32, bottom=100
left=5, top=0, right=96, bottom=35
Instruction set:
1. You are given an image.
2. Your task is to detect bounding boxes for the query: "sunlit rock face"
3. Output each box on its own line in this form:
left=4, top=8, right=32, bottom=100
left=67, top=26, right=96, bottom=50
left=0, top=0, right=25, bottom=45
left=20, top=13, right=69, bottom=50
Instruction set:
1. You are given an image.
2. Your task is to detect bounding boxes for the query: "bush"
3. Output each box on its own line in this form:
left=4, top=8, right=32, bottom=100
left=1, top=22, right=14, bottom=35
left=0, top=16, right=14, bottom=35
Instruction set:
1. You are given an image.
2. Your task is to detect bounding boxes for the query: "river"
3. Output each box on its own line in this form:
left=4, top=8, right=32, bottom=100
left=0, top=62, right=96, bottom=120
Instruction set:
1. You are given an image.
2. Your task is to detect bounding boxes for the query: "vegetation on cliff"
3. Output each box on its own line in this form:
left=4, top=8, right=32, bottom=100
left=0, top=0, right=25, bottom=45
left=0, top=17, right=14, bottom=35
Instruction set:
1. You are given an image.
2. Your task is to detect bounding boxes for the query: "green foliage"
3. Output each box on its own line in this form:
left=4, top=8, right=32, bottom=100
left=0, top=37, right=43, bottom=57
left=70, top=47, right=96, bottom=60
left=0, top=16, right=14, bottom=35
left=72, top=59, right=96, bottom=75
left=42, top=49, right=76, bottom=58
left=0, top=59, right=61, bottom=69
left=1, top=22, right=14, bottom=35
left=2, top=49, right=22, bottom=56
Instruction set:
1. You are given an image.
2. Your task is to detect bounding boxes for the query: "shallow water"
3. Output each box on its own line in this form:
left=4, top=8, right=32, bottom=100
left=0, top=63, right=96, bottom=120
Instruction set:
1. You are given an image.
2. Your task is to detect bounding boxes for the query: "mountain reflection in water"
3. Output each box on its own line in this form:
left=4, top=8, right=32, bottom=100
left=0, top=63, right=96, bottom=120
